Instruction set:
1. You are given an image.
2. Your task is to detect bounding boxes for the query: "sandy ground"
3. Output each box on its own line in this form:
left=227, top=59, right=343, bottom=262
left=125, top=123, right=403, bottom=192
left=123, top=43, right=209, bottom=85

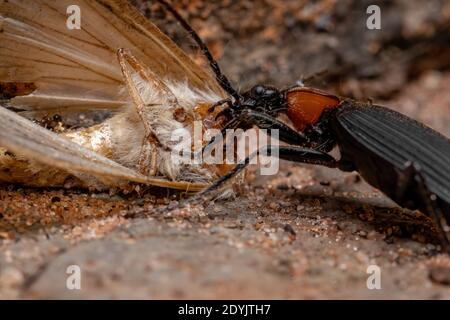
left=0, top=71, right=449, bottom=299
left=1, top=0, right=450, bottom=299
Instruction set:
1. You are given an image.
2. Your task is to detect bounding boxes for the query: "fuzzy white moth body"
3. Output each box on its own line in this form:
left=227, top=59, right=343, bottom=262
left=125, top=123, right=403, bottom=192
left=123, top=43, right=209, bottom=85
left=0, top=80, right=224, bottom=189
left=0, top=0, right=237, bottom=191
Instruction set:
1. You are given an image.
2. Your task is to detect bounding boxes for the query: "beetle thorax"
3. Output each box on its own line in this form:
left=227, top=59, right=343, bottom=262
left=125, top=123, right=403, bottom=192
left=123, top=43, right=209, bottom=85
left=285, top=87, right=341, bottom=131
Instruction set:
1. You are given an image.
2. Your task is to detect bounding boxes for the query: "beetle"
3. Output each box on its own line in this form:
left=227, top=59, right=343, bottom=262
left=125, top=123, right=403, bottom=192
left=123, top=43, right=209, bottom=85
left=158, top=0, right=450, bottom=251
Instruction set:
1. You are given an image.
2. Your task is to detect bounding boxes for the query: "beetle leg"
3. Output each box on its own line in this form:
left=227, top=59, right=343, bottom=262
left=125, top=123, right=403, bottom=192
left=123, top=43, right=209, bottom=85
left=202, top=109, right=311, bottom=156
left=196, top=145, right=337, bottom=198
left=162, top=145, right=338, bottom=215
left=243, top=110, right=309, bottom=143
left=398, top=162, right=450, bottom=252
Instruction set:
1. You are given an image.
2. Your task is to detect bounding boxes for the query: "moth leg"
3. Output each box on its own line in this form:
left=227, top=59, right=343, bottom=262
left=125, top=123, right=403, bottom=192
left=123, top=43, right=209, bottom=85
left=137, top=138, right=158, bottom=176
left=208, top=98, right=233, bottom=113
left=117, top=49, right=175, bottom=176
left=398, top=162, right=450, bottom=253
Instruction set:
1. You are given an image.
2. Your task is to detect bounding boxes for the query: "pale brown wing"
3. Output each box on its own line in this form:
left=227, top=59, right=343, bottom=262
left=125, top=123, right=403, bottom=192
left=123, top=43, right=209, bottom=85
left=0, top=0, right=225, bottom=116
left=0, top=106, right=207, bottom=191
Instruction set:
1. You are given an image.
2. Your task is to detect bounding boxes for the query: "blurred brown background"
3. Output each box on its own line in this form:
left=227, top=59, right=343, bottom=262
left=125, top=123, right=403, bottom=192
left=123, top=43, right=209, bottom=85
left=141, top=0, right=450, bottom=132
left=141, top=1, right=448, bottom=89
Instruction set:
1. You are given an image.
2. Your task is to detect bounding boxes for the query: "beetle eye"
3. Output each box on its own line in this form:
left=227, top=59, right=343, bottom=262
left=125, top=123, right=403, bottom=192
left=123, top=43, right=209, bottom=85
left=252, top=85, right=265, bottom=96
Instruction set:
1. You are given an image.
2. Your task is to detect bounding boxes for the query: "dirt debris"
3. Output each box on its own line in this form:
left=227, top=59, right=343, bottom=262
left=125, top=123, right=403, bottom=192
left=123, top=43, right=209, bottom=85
left=2, top=70, right=450, bottom=298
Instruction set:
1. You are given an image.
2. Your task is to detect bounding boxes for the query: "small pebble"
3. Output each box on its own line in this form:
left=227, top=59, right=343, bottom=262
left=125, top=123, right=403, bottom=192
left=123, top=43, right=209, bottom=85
left=283, top=224, right=296, bottom=236
left=429, top=267, right=450, bottom=286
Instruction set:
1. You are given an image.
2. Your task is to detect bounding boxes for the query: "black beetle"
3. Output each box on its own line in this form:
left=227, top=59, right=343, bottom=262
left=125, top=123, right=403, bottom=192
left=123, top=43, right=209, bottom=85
left=158, top=0, right=450, bottom=251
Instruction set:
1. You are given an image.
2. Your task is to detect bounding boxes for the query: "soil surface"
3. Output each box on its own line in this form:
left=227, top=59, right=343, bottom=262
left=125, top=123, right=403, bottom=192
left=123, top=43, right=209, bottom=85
left=1, top=0, right=450, bottom=299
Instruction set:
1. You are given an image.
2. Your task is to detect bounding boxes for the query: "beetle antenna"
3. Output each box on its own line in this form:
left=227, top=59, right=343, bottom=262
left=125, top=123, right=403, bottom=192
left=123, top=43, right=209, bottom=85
left=155, top=0, right=241, bottom=102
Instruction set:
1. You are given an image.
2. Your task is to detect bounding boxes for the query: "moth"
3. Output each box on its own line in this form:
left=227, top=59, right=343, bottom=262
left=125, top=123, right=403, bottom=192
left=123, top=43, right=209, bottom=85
left=0, top=0, right=234, bottom=191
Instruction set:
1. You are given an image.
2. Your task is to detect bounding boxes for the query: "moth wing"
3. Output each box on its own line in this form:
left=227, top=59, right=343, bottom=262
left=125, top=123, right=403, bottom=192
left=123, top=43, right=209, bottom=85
left=0, top=0, right=226, bottom=117
left=0, top=107, right=207, bottom=191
